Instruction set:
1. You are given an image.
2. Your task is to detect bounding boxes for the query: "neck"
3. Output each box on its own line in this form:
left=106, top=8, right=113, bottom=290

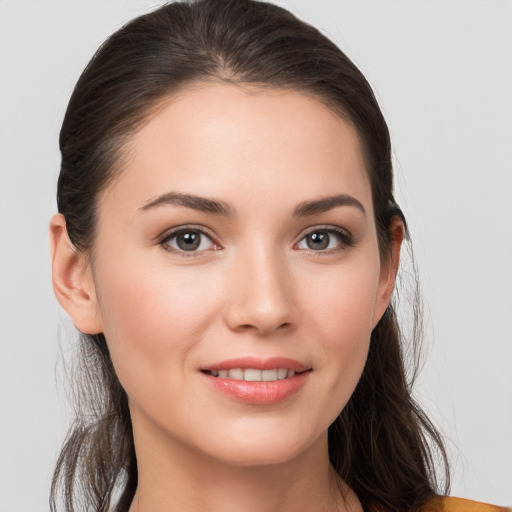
left=128, top=416, right=360, bottom=512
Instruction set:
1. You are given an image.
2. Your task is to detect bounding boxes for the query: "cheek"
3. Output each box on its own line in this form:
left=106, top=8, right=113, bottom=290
left=302, top=253, right=381, bottom=341
left=93, top=257, right=223, bottom=394
left=299, top=256, right=380, bottom=414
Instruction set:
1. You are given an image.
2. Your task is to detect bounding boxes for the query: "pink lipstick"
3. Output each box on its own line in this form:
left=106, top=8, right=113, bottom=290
left=200, top=357, right=311, bottom=405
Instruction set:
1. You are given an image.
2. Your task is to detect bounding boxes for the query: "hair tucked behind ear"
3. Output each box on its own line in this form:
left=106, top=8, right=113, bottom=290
left=52, top=1, right=449, bottom=511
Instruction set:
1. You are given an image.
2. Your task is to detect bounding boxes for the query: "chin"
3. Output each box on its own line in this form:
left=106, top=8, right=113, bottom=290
left=196, top=422, right=326, bottom=468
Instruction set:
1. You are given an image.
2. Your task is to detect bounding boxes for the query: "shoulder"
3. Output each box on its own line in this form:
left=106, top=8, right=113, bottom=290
left=421, top=496, right=512, bottom=512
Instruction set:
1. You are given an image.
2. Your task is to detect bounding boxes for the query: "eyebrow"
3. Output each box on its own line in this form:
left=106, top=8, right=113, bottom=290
left=139, top=192, right=234, bottom=216
left=139, top=191, right=365, bottom=217
left=293, top=194, right=366, bottom=217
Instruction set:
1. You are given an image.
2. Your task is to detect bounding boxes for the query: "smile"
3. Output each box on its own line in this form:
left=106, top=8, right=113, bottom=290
left=203, top=368, right=298, bottom=381
left=200, top=357, right=312, bottom=404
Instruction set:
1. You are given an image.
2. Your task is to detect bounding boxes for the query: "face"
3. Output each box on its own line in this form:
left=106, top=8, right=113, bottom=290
left=87, top=83, right=393, bottom=467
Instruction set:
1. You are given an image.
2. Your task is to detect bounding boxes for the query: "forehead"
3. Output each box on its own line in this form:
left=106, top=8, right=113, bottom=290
left=99, top=83, right=373, bottom=217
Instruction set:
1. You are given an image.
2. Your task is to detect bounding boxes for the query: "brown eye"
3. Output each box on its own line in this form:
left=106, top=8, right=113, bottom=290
left=305, top=231, right=330, bottom=250
left=297, top=228, right=353, bottom=252
left=176, top=231, right=200, bottom=251
left=163, top=229, right=215, bottom=253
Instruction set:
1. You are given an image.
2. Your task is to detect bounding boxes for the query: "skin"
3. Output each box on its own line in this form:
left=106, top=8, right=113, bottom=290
left=50, top=83, right=402, bottom=512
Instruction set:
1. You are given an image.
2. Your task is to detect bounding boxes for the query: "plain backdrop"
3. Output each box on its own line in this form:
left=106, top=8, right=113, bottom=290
left=0, top=1, right=511, bottom=511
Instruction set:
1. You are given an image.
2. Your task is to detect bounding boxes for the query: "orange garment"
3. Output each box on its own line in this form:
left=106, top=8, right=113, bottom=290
left=369, top=496, right=511, bottom=512
left=423, top=496, right=512, bottom=512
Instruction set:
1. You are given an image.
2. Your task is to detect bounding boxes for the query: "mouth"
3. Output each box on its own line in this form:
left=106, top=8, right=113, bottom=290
left=202, top=367, right=310, bottom=381
left=199, top=357, right=312, bottom=404
left=200, top=357, right=311, bottom=380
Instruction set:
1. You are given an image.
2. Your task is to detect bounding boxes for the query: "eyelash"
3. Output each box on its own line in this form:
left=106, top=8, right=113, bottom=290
left=298, top=226, right=355, bottom=255
left=159, top=226, right=219, bottom=258
left=158, top=225, right=355, bottom=258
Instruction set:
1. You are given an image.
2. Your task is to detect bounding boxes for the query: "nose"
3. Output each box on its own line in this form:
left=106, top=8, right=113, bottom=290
left=223, top=245, right=296, bottom=336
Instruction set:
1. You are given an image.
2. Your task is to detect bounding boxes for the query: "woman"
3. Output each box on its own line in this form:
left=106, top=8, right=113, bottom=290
left=48, top=1, right=509, bottom=511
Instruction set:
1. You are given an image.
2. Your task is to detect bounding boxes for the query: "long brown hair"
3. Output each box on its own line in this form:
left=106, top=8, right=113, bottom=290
left=52, top=1, right=449, bottom=511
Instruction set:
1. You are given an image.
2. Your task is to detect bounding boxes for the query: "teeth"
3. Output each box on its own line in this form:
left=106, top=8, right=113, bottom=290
left=244, top=369, right=262, bottom=381
left=262, top=369, right=277, bottom=381
left=207, top=368, right=299, bottom=381
left=227, top=368, right=244, bottom=380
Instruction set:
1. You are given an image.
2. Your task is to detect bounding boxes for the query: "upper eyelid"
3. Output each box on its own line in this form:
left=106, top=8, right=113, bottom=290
left=300, top=224, right=350, bottom=234
left=159, top=224, right=218, bottom=243
left=297, top=225, right=352, bottom=240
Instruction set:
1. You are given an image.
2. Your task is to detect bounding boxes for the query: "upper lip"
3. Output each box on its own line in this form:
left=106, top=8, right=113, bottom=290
left=200, top=357, right=311, bottom=373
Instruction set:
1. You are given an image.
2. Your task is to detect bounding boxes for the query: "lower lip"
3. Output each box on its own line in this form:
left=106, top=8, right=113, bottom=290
left=201, top=371, right=310, bottom=405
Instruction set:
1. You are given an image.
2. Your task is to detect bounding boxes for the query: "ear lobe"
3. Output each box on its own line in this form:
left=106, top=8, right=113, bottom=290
left=49, top=213, right=103, bottom=334
left=372, top=217, right=404, bottom=328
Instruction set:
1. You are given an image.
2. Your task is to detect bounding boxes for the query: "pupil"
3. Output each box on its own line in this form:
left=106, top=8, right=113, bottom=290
left=307, top=232, right=329, bottom=250
left=177, top=232, right=200, bottom=251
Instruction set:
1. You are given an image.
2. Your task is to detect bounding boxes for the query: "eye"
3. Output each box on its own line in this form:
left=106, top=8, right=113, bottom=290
left=296, top=228, right=353, bottom=252
left=161, top=228, right=217, bottom=255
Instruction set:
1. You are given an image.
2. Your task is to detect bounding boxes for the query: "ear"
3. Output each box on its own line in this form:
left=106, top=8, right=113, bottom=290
left=372, top=217, right=404, bottom=328
left=49, top=213, right=103, bottom=334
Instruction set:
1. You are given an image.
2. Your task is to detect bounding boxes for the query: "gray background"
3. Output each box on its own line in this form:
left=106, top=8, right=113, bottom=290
left=0, top=1, right=511, bottom=511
